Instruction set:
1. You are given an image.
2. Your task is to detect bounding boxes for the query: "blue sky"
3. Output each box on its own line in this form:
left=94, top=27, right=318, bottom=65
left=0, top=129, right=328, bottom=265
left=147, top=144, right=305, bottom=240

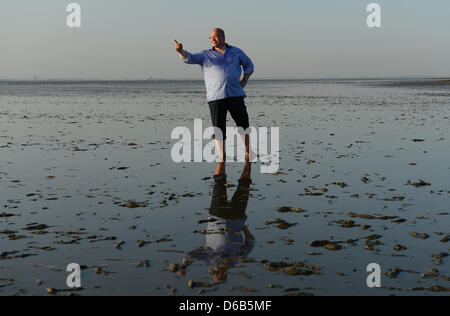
left=1, top=0, right=449, bottom=79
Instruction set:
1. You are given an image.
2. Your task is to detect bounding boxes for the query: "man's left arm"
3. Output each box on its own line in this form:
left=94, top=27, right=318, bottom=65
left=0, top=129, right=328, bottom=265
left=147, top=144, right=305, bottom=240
left=242, top=73, right=252, bottom=83
left=239, top=50, right=254, bottom=88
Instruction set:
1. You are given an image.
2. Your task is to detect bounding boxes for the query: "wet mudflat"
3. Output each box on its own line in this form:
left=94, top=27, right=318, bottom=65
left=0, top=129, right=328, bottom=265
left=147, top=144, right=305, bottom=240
left=0, top=80, right=449, bottom=296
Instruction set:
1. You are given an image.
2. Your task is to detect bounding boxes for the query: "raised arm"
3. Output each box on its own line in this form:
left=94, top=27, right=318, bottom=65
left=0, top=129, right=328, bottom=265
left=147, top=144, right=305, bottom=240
left=174, top=39, right=204, bottom=65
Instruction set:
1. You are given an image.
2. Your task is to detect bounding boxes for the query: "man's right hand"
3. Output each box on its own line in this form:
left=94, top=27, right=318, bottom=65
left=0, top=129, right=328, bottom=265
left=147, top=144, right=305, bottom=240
left=174, top=40, right=184, bottom=54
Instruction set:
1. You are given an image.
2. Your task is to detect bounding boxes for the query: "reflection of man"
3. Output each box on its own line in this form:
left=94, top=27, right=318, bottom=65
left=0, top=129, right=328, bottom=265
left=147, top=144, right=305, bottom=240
left=174, top=28, right=254, bottom=162
left=186, top=162, right=254, bottom=282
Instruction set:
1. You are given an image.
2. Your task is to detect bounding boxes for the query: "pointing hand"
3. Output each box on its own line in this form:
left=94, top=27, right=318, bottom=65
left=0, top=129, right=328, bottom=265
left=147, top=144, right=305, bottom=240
left=174, top=40, right=184, bottom=53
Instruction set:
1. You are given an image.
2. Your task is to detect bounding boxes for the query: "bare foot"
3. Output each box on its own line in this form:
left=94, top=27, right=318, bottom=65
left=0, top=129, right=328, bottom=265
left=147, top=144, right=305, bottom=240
left=241, top=162, right=251, bottom=179
left=215, top=162, right=225, bottom=176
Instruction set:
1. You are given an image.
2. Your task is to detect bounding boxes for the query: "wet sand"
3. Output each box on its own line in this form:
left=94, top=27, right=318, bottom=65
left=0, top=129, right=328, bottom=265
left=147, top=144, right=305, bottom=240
left=0, top=79, right=449, bottom=296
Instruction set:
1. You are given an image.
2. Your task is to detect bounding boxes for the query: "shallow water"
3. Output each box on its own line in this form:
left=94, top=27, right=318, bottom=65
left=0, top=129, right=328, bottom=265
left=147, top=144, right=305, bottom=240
left=0, top=80, right=449, bottom=296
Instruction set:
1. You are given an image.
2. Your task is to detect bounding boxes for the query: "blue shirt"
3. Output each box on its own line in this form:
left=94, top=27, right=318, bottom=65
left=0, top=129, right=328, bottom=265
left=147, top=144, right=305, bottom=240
left=183, top=44, right=254, bottom=102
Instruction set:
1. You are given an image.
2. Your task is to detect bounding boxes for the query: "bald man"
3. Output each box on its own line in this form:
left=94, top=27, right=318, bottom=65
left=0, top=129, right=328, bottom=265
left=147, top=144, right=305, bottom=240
left=174, top=28, right=254, bottom=163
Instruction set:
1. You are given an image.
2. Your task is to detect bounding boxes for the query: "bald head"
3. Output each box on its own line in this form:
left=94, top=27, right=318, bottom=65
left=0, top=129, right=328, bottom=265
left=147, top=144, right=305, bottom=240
left=212, top=28, right=225, bottom=37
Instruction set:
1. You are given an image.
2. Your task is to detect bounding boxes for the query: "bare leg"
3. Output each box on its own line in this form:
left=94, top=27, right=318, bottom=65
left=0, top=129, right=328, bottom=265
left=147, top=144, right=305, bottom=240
left=215, top=139, right=226, bottom=163
left=240, top=134, right=255, bottom=163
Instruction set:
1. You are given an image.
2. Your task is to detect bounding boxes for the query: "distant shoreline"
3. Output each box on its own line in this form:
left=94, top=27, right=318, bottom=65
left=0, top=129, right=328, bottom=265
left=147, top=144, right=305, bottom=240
left=378, top=79, right=450, bottom=86
left=0, top=78, right=449, bottom=85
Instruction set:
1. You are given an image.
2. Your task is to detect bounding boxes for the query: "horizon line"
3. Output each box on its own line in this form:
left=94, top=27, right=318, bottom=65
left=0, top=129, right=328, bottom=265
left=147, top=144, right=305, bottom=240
left=1, top=75, right=449, bottom=82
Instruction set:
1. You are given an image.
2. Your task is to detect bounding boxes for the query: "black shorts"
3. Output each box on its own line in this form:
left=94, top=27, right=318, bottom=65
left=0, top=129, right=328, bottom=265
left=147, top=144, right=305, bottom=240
left=208, top=97, right=250, bottom=140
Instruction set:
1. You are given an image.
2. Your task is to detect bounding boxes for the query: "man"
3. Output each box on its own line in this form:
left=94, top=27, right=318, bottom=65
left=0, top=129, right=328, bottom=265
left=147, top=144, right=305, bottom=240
left=174, top=28, right=254, bottom=163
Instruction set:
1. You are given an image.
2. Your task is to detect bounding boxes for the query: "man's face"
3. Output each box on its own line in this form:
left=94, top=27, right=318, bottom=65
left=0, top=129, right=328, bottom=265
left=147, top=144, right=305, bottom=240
left=209, top=30, right=225, bottom=48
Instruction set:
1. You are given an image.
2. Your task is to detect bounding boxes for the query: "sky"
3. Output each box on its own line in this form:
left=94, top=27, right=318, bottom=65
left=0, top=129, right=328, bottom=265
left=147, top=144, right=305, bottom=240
left=1, top=0, right=449, bottom=80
